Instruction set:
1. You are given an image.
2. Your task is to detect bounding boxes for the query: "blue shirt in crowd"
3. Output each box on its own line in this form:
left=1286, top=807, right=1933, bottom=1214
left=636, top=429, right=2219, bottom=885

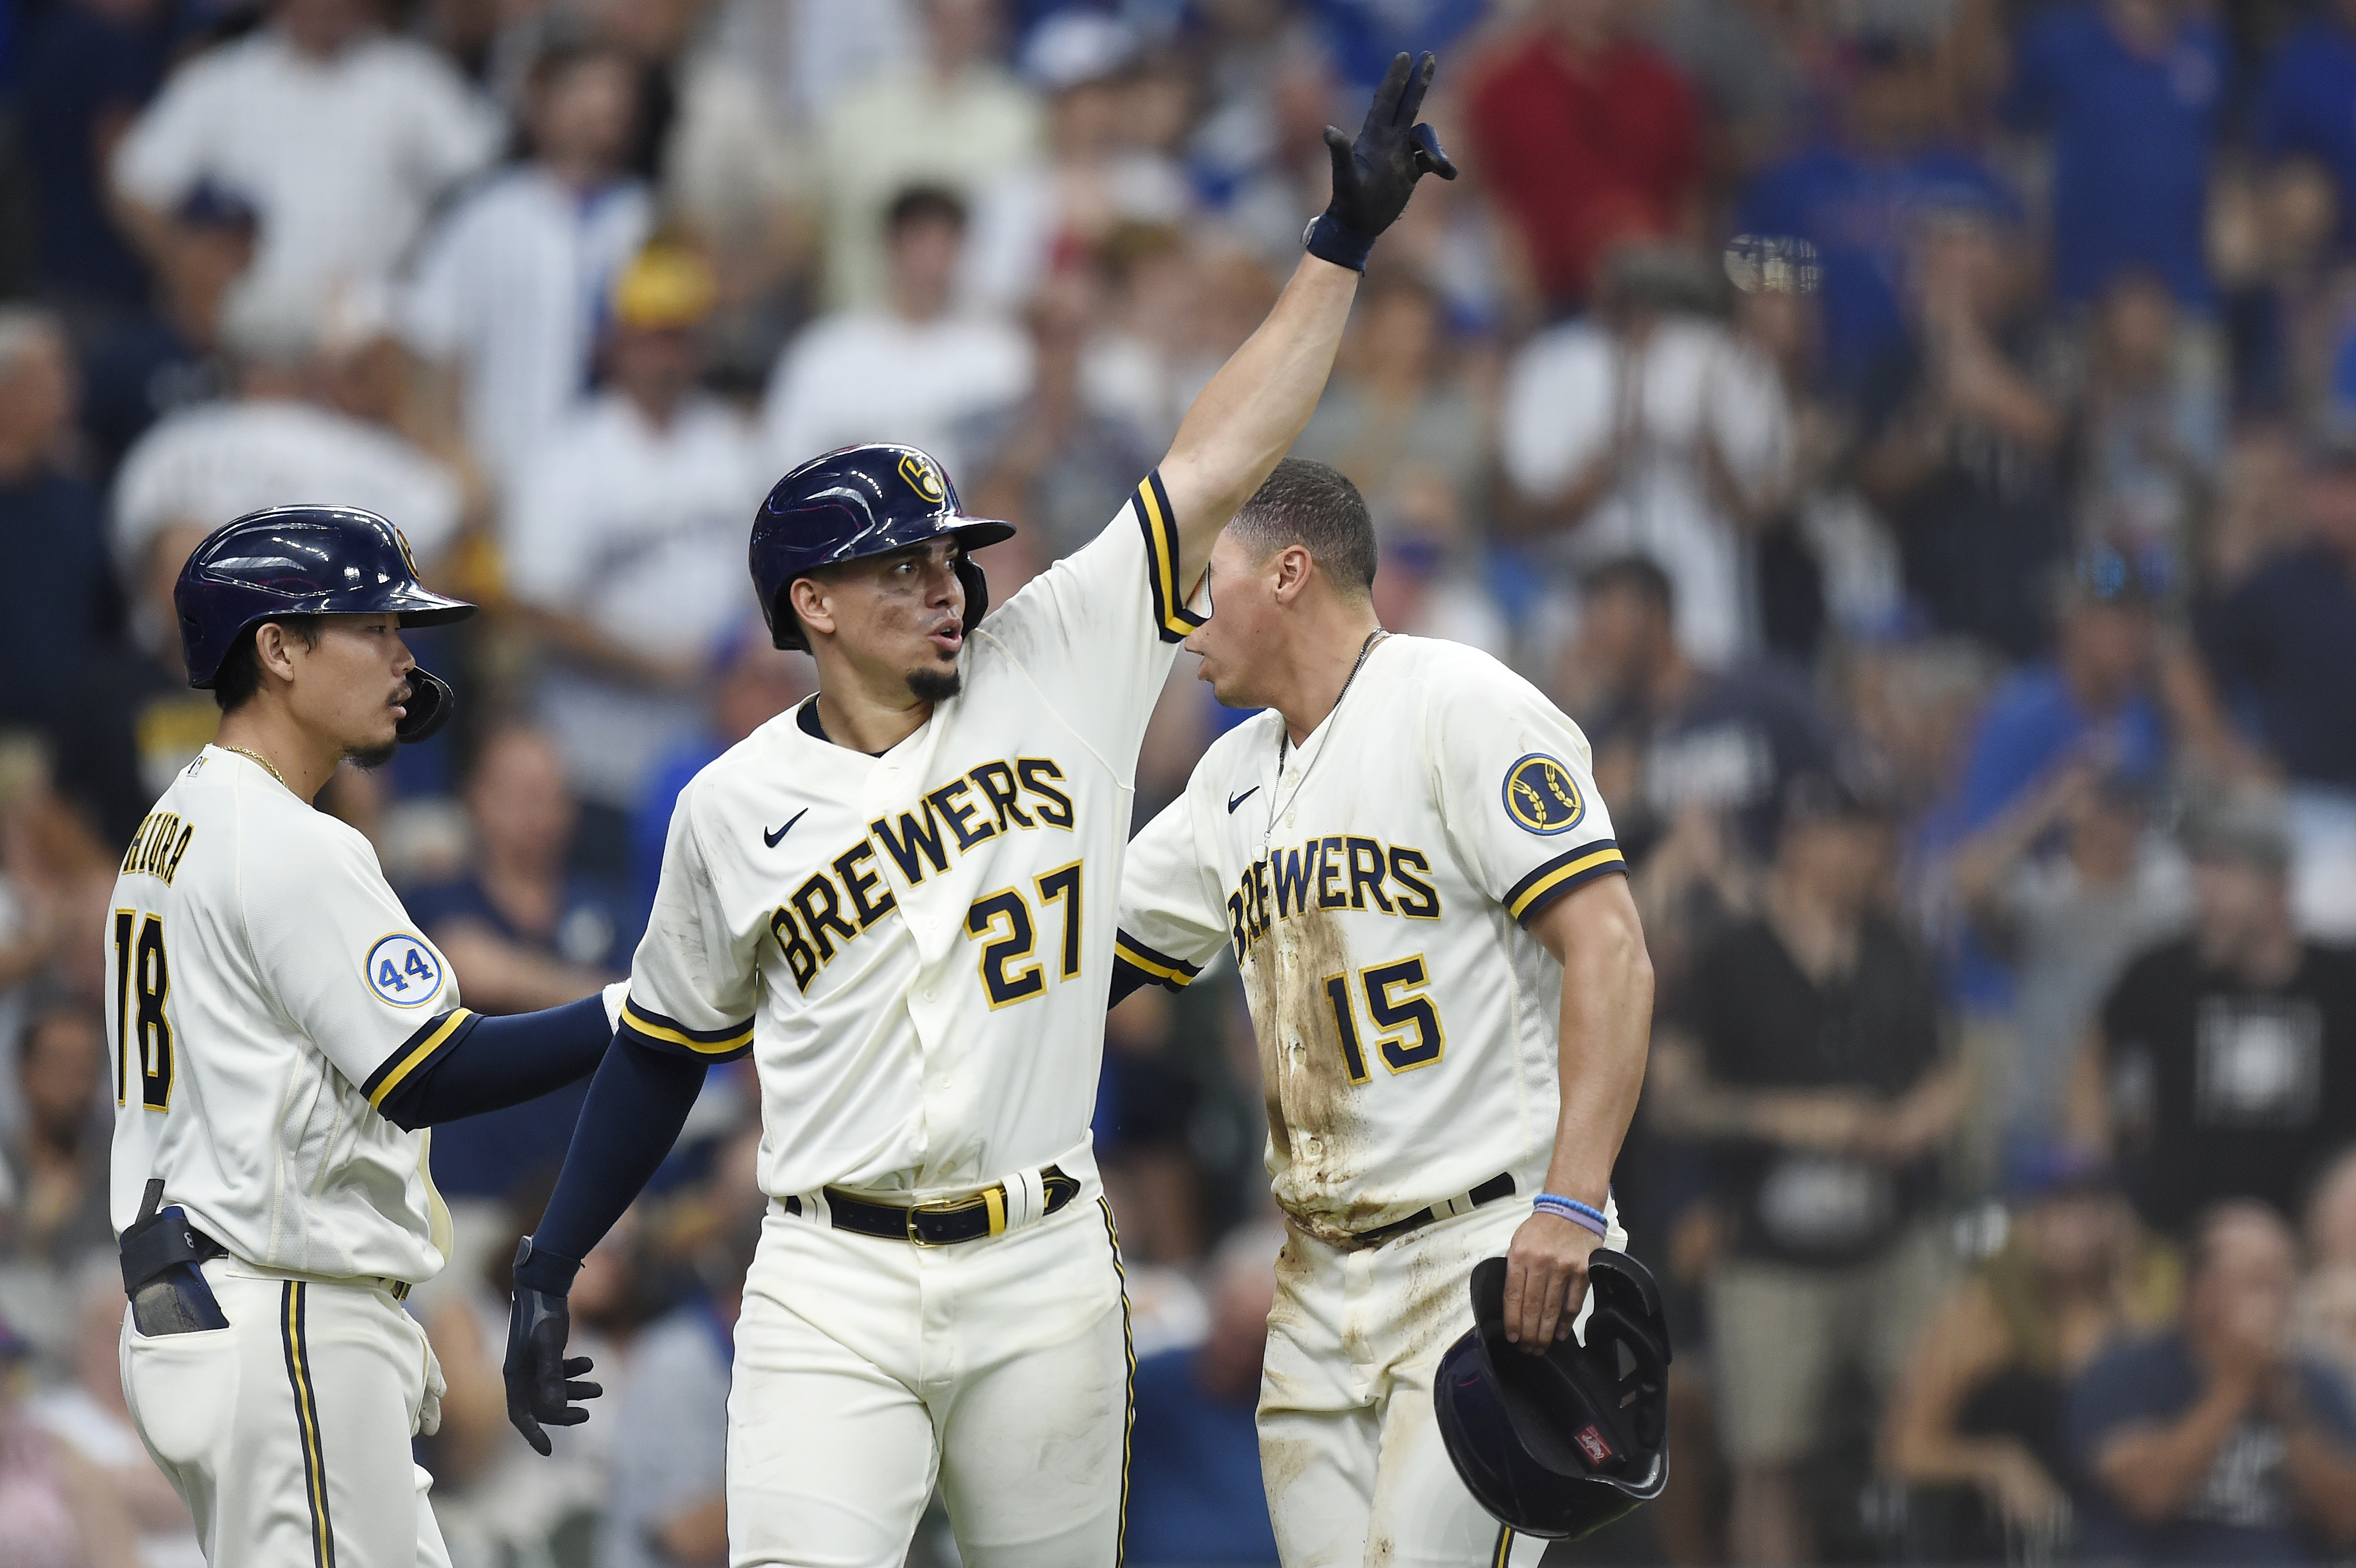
left=1734, top=146, right=2015, bottom=392
left=1126, top=1347, right=1279, bottom=1567
left=2254, top=16, right=2356, bottom=252
left=2004, top=2, right=2223, bottom=309
left=0, top=471, right=111, bottom=737
left=17, top=0, right=168, bottom=307
left=406, top=872, right=635, bottom=1201
left=2066, top=1330, right=2356, bottom=1565
left=2200, top=542, right=2356, bottom=794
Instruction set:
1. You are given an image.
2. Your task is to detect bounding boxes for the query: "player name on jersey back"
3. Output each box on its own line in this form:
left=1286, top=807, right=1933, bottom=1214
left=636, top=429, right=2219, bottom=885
left=1117, top=637, right=1625, bottom=1243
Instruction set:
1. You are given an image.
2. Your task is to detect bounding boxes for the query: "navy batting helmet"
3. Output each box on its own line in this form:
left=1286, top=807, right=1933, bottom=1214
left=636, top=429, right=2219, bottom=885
left=175, top=505, right=476, bottom=744
left=750, top=444, right=1014, bottom=653
left=1433, top=1251, right=1672, bottom=1540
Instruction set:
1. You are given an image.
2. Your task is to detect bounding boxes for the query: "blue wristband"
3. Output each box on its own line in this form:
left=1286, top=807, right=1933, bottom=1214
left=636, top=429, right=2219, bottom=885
left=1534, top=1193, right=1609, bottom=1237
left=1303, top=213, right=1377, bottom=273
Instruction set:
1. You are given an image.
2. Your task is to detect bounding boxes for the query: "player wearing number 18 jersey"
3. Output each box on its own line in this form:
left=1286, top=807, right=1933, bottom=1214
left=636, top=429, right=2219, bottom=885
left=1114, top=461, right=1656, bottom=1567
left=501, top=52, right=1460, bottom=1568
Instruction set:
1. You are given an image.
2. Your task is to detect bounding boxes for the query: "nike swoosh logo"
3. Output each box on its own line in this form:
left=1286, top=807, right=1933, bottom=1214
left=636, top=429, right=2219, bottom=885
left=763, top=808, right=809, bottom=848
left=1227, top=787, right=1260, bottom=814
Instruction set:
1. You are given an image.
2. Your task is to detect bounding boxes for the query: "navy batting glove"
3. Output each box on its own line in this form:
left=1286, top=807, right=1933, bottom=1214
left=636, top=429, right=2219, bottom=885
left=1307, top=51, right=1459, bottom=272
left=504, top=1237, right=599, bottom=1456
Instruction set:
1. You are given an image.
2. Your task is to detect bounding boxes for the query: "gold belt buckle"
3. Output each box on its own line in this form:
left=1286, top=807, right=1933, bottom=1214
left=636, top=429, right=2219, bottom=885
left=905, top=1186, right=1009, bottom=1247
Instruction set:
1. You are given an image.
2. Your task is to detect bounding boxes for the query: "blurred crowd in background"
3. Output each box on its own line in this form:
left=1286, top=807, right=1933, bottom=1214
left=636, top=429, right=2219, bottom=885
left=3, top=0, right=2356, bottom=1562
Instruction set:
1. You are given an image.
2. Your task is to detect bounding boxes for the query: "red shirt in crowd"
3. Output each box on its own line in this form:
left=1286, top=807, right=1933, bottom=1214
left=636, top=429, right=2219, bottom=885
left=1466, top=28, right=1702, bottom=304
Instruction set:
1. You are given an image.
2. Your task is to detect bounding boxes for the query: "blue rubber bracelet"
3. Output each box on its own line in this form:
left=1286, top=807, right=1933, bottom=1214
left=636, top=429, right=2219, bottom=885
left=1533, top=1193, right=1608, bottom=1237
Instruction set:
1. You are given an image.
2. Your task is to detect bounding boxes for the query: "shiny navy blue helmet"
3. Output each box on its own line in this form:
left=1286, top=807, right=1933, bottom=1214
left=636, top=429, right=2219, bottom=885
left=1433, top=1251, right=1672, bottom=1540
left=175, top=505, right=476, bottom=742
left=750, top=443, right=1014, bottom=652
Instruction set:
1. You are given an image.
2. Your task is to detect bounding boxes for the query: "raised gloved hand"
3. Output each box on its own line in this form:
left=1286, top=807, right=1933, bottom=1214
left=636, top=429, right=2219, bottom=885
left=1306, top=51, right=1459, bottom=272
left=503, top=1236, right=601, bottom=1455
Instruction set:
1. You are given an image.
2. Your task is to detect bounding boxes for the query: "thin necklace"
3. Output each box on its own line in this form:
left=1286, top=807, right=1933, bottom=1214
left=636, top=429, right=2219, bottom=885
left=221, top=746, right=289, bottom=789
left=1266, top=628, right=1386, bottom=846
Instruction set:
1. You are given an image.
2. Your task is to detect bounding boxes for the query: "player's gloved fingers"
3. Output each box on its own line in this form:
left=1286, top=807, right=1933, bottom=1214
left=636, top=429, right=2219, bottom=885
left=542, top=1406, right=592, bottom=1428
left=1411, top=122, right=1458, bottom=180
left=1396, top=51, right=1436, bottom=126
left=1365, top=51, right=1411, bottom=131
left=559, top=1355, right=595, bottom=1379
left=510, top=1407, right=552, bottom=1456
left=1323, top=125, right=1355, bottom=195
left=562, top=1379, right=602, bottom=1403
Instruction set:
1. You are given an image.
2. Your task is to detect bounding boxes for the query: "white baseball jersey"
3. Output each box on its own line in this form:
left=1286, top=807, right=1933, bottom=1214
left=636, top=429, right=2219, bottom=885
left=1115, top=635, right=1625, bottom=1243
left=107, top=745, right=464, bottom=1284
left=620, top=467, right=1200, bottom=1201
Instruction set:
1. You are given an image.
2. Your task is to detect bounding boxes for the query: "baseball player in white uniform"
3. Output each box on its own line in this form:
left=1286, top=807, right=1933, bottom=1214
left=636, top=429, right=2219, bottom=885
left=501, top=54, right=1459, bottom=1568
left=1113, top=459, right=1657, bottom=1567
left=111, top=504, right=629, bottom=1567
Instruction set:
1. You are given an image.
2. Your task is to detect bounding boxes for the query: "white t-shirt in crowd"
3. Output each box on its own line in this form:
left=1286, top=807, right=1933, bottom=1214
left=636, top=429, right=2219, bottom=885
left=505, top=391, right=768, bottom=806
left=1501, top=315, right=1792, bottom=665
left=959, top=153, right=1195, bottom=314
left=402, top=167, right=653, bottom=494
left=762, top=308, right=1032, bottom=481
left=111, top=398, right=464, bottom=575
left=114, top=28, right=502, bottom=307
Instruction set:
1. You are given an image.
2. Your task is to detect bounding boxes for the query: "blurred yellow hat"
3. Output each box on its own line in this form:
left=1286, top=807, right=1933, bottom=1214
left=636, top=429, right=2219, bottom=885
left=611, top=242, right=717, bottom=331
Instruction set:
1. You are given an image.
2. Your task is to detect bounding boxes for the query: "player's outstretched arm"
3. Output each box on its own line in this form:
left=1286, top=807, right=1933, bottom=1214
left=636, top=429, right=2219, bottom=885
left=1158, top=51, right=1455, bottom=590
left=503, top=1034, right=707, bottom=1453
left=372, top=982, right=629, bottom=1131
left=1503, top=875, right=1654, bottom=1351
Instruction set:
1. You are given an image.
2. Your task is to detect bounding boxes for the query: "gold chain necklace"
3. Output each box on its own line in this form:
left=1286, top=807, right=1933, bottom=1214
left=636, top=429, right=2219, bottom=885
left=221, top=746, right=289, bottom=789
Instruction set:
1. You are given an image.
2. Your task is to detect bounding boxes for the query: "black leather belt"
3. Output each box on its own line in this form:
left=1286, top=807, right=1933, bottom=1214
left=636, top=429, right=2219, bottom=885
left=1349, top=1172, right=1517, bottom=1247
left=785, top=1164, right=1082, bottom=1246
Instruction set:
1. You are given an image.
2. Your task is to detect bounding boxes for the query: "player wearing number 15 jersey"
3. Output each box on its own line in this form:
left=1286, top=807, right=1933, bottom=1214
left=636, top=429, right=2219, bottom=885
left=501, top=52, right=1460, bottom=1568
left=1113, top=461, right=1657, bottom=1567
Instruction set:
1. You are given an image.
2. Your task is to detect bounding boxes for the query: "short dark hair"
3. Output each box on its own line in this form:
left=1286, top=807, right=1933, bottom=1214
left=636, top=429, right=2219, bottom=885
left=212, top=616, right=324, bottom=713
left=885, top=184, right=968, bottom=238
left=1229, top=458, right=1376, bottom=597
left=1580, top=554, right=1676, bottom=616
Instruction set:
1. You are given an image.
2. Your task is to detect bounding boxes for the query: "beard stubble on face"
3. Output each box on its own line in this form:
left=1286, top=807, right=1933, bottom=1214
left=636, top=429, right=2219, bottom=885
left=907, top=665, right=963, bottom=703
left=346, top=741, right=400, bottom=770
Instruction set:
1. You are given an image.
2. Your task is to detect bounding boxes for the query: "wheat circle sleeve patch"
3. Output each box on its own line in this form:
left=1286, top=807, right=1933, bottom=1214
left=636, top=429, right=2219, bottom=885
left=1501, top=753, right=1587, bottom=836
left=366, top=934, right=444, bottom=1008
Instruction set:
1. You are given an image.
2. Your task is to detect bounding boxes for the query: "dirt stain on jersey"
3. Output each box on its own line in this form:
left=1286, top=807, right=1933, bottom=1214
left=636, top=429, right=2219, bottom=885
left=1241, top=898, right=1368, bottom=1242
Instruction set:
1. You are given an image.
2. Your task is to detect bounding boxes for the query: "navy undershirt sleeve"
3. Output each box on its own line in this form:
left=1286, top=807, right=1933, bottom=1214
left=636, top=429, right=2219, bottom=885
left=514, top=1034, right=708, bottom=1293
left=376, top=994, right=614, bottom=1131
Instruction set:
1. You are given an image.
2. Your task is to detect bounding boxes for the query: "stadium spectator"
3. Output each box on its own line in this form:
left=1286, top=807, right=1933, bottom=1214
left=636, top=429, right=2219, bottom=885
left=812, top=0, right=1041, bottom=311
left=2076, top=269, right=2224, bottom=572
left=1463, top=0, right=1702, bottom=310
left=764, top=184, right=1030, bottom=476
left=1853, top=206, right=2071, bottom=658
left=2252, top=0, right=2356, bottom=256
left=402, top=40, right=652, bottom=495
left=1734, top=36, right=2016, bottom=395
left=1883, top=1149, right=2175, bottom=1559
left=54, top=518, right=214, bottom=847
left=0, top=1309, right=123, bottom=1568
left=2005, top=0, right=2222, bottom=314
left=1567, top=555, right=1835, bottom=898
left=1293, top=271, right=1487, bottom=532
left=2066, top=1201, right=2356, bottom=1563
left=109, top=0, right=500, bottom=313
left=1503, top=244, right=1792, bottom=665
left=1949, top=764, right=2191, bottom=1154
left=107, top=280, right=465, bottom=589
left=0, top=310, right=111, bottom=749
left=2200, top=440, right=2356, bottom=938
left=75, top=185, right=250, bottom=482
left=958, top=266, right=1157, bottom=562
left=504, top=242, right=766, bottom=826
left=1647, top=770, right=1962, bottom=1567
left=14, top=0, right=171, bottom=321
left=0, top=997, right=113, bottom=1368
left=961, top=13, right=1192, bottom=314
left=27, top=1262, right=202, bottom=1568
left=2301, top=1146, right=2356, bottom=1381
left=409, top=725, right=630, bottom=1204
left=1126, top=1223, right=1284, bottom=1567
left=2070, top=796, right=2356, bottom=1238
